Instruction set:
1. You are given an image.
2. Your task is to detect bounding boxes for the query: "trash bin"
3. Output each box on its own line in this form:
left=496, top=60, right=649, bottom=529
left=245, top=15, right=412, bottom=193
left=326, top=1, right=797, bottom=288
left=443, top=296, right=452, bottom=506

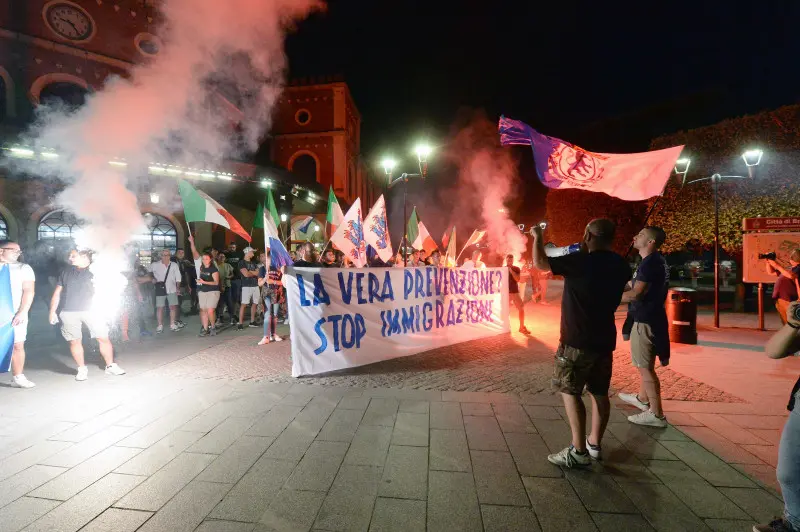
left=666, top=287, right=697, bottom=344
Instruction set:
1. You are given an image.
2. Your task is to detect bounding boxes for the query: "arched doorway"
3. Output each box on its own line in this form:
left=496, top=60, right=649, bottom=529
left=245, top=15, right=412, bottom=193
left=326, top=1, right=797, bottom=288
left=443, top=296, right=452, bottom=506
left=0, top=212, right=7, bottom=240
left=38, top=82, right=89, bottom=110
left=131, top=213, right=177, bottom=266
left=290, top=152, right=319, bottom=182
left=37, top=209, right=83, bottom=242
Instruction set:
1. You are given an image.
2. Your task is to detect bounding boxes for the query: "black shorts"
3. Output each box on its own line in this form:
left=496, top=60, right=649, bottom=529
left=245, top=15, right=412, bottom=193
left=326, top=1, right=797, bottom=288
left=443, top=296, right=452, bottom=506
left=551, top=343, right=613, bottom=396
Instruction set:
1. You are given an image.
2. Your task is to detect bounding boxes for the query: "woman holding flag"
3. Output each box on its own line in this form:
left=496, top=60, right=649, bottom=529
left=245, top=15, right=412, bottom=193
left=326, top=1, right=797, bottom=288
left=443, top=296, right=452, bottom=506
left=188, top=234, right=220, bottom=337
left=257, top=249, right=285, bottom=345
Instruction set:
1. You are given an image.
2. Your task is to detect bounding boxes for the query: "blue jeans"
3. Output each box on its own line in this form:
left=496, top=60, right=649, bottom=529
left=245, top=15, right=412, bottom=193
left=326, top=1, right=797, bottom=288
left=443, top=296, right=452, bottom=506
left=263, top=296, right=281, bottom=338
left=778, top=400, right=800, bottom=531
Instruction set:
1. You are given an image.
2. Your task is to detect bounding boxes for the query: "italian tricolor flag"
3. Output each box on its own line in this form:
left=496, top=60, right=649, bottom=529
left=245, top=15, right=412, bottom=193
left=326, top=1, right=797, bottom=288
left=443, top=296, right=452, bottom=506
left=178, top=180, right=251, bottom=242
left=407, top=207, right=439, bottom=254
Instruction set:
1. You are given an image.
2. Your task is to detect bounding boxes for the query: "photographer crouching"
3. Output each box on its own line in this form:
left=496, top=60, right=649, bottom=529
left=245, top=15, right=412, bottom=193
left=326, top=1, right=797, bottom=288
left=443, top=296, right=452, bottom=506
left=765, top=250, right=800, bottom=325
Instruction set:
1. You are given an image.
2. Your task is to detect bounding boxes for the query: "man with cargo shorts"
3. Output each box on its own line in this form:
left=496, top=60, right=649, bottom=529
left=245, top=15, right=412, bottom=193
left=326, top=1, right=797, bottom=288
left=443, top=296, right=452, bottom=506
left=619, top=227, right=670, bottom=428
left=532, top=219, right=631, bottom=467
left=1, top=240, right=36, bottom=388
left=150, top=249, right=184, bottom=333
left=49, top=249, right=125, bottom=381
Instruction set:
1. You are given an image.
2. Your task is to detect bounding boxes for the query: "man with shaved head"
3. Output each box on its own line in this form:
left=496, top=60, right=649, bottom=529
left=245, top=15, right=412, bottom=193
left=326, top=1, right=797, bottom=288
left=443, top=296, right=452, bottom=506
left=532, top=218, right=631, bottom=468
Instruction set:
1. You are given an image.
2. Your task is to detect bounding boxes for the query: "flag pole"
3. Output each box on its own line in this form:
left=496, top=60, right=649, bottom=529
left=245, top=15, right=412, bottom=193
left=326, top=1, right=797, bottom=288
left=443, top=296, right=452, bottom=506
left=624, top=180, right=673, bottom=258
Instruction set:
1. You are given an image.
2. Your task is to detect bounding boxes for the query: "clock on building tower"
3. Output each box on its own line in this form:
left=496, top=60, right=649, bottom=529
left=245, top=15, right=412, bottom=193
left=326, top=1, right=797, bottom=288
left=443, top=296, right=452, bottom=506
left=43, top=1, right=95, bottom=42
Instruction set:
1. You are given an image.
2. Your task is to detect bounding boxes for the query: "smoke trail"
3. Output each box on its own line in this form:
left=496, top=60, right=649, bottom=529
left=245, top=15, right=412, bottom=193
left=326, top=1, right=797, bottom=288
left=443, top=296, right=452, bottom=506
left=445, top=112, right=527, bottom=261
left=18, top=0, right=321, bottom=317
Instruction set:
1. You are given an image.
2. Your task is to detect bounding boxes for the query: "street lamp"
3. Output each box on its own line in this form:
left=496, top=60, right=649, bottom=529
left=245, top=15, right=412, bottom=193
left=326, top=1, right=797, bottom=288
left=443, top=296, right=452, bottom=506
left=382, top=145, right=434, bottom=266
left=678, top=149, right=763, bottom=328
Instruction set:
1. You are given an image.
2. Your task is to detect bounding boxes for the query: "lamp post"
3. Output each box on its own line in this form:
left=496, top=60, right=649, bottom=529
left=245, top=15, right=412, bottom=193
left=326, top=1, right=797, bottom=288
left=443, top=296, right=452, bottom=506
left=382, top=143, right=432, bottom=267
left=678, top=149, right=763, bottom=328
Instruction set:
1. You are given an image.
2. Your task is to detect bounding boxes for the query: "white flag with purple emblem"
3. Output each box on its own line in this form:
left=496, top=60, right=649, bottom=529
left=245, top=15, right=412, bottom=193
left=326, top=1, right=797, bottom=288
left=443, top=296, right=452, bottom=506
left=499, top=116, right=684, bottom=201
left=330, top=198, right=367, bottom=267
left=363, top=195, right=393, bottom=262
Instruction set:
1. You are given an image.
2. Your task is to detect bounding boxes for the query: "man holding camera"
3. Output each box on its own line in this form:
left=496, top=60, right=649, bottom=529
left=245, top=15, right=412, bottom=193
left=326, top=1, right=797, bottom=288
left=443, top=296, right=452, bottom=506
left=767, top=250, right=800, bottom=325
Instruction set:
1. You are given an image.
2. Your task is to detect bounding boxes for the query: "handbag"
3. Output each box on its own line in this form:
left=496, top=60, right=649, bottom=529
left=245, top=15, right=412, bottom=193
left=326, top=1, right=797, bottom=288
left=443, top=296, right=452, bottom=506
left=154, top=262, right=172, bottom=297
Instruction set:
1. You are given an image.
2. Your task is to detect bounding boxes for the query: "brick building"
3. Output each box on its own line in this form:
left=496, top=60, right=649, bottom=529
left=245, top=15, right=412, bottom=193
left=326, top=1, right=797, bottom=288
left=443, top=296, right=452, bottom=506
left=0, top=0, right=376, bottom=259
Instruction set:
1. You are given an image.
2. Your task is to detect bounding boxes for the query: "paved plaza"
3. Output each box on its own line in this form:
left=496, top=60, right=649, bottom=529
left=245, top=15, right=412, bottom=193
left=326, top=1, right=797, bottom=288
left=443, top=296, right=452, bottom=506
left=2, top=291, right=799, bottom=531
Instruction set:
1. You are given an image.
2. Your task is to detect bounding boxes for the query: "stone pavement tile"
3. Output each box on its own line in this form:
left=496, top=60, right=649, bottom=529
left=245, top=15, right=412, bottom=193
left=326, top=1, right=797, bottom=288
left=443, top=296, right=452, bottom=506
left=461, top=402, right=494, bottom=416
left=46, top=405, right=138, bottom=443
left=750, top=429, right=782, bottom=447
left=293, top=404, right=337, bottom=434
left=731, top=463, right=781, bottom=493
left=722, top=414, right=787, bottom=430
left=337, top=396, right=371, bottom=411
left=246, top=405, right=303, bottom=437
left=590, top=512, right=654, bottom=531
left=4, top=496, right=60, bottom=532
left=39, top=425, right=136, bottom=468
left=391, top=412, right=429, bottom=447
left=362, top=398, right=400, bottom=427
left=522, top=476, right=597, bottom=532
left=660, top=440, right=757, bottom=488
left=430, top=401, right=463, bottom=430
left=137, top=480, right=232, bottom=532
left=605, top=423, right=678, bottom=461
left=741, top=444, right=779, bottom=467
left=429, top=429, right=471, bottom=473
left=187, top=417, right=258, bottom=455
left=197, top=436, right=276, bottom=484
left=463, top=415, right=507, bottom=451
left=617, top=481, right=708, bottom=532
left=179, top=403, right=239, bottom=434
left=114, top=430, right=203, bottom=476
left=399, top=400, right=430, bottom=414
left=81, top=508, right=153, bottom=532
left=0, top=440, right=72, bottom=482
left=257, top=488, right=326, bottom=531
left=316, top=408, right=364, bottom=443
left=666, top=411, right=706, bottom=427
left=638, top=425, right=691, bottom=442
left=5, top=421, right=77, bottom=456
left=284, top=440, right=349, bottom=492
left=226, top=392, right=283, bottom=418
left=493, top=403, right=536, bottom=433
left=262, top=420, right=320, bottom=462
left=690, top=413, right=771, bottom=445
left=503, top=432, right=562, bottom=478
left=315, top=464, right=383, bottom=531
left=531, top=419, right=572, bottom=453
left=197, top=521, right=255, bottom=532
left=442, top=391, right=518, bottom=403
left=379, top=445, right=428, bottom=500
left=0, top=464, right=66, bottom=509
left=427, top=470, right=482, bottom=532
left=519, top=392, right=564, bottom=406
left=344, top=425, right=392, bottom=467
left=471, top=450, right=529, bottom=506
left=705, top=519, right=759, bottom=532
left=678, top=426, right=766, bottom=465
left=564, top=468, right=637, bottom=513
left=209, top=457, right=296, bottom=522
left=363, top=389, right=442, bottom=401
left=370, top=497, right=426, bottom=532
left=116, top=408, right=207, bottom=449
left=523, top=405, right=563, bottom=420
left=115, top=452, right=216, bottom=511
left=25, top=472, right=146, bottom=532
left=643, top=460, right=750, bottom=520
left=28, top=445, right=141, bottom=501
left=481, top=504, right=540, bottom=532
left=277, top=393, right=314, bottom=407
left=718, top=487, right=785, bottom=523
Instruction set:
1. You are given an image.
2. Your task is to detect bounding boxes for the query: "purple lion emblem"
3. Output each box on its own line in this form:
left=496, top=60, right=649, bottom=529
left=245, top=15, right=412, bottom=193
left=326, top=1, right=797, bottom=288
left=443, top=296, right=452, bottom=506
left=343, top=208, right=366, bottom=260
left=369, top=204, right=389, bottom=250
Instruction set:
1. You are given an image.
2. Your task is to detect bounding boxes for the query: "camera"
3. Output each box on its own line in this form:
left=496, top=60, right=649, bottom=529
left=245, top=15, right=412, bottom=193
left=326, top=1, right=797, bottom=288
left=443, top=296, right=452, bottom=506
left=793, top=304, right=800, bottom=322
left=758, top=252, right=777, bottom=260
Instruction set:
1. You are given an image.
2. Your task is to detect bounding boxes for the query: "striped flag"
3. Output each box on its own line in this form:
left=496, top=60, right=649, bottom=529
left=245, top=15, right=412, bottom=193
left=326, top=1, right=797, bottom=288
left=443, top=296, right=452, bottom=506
left=407, top=208, right=438, bottom=254
left=179, top=180, right=251, bottom=242
left=0, top=265, right=14, bottom=373
left=264, top=189, right=292, bottom=268
left=327, top=186, right=344, bottom=233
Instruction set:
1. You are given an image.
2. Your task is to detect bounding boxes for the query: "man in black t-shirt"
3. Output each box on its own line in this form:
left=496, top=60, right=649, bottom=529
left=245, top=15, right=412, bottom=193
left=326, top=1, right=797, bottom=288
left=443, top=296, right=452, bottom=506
left=506, top=254, right=529, bottom=334
left=294, top=242, right=322, bottom=267
left=532, top=219, right=631, bottom=468
left=619, top=227, right=670, bottom=428
left=237, top=246, right=260, bottom=330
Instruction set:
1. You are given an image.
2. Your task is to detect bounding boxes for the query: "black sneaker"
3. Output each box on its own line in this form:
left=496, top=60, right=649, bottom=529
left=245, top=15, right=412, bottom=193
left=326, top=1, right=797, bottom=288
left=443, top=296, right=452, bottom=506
left=230, top=319, right=237, bottom=326
left=248, top=322, right=260, bottom=328
left=198, top=328, right=208, bottom=337
left=210, top=327, right=217, bottom=337
left=237, top=324, right=244, bottom=331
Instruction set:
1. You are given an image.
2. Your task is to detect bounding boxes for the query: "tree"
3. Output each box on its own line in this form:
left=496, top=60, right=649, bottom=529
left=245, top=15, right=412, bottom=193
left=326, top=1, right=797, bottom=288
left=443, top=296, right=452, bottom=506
left=648, top=105, right=800, bottom=255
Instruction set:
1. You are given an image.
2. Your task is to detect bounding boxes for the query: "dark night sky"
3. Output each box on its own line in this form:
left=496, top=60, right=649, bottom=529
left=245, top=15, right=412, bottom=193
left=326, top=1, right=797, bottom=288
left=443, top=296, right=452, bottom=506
left=285, top=0, right=800, bottom=237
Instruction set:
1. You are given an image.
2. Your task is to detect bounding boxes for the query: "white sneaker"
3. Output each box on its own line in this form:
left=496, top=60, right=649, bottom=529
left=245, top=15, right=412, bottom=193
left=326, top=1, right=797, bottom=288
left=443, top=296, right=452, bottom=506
left=156, top=325, right=163, bottom=334
left=628, top=410, right=668, bottom=428
left=105, top=363, right=126, bottom=376
left=170, top=324, right=180, bottom=332
left=11, top=374, right=36, bottom=389
left=283, top=319, right=290, bottom=325
left=272, top=335, right=283, bottom=342
left=585, top=438, right=602, bottom=460
left=618, top=392, right=650, bottom=411
left=547, top=445, right=591, bottom=468
left=75, top=366, right=89, bottom=381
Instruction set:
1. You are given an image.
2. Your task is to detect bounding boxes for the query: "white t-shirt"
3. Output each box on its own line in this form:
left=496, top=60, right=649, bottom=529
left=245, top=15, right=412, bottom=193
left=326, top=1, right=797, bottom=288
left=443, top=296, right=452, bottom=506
left=1, top=262, right=35, bottom=312
left=149, top=261, right=182, bottom=294
left=462, top=260, right=486, bottom=270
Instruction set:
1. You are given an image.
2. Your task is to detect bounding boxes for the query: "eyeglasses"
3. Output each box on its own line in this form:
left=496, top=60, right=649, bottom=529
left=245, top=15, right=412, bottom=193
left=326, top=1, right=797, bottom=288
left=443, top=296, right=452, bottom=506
left=1, top=248, right=22, bottom=253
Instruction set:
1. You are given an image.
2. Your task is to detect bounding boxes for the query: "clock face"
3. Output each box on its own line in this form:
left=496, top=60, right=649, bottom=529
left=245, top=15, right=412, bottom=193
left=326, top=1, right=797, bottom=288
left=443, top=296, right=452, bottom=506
left=45, top=3, right=94, bottom=41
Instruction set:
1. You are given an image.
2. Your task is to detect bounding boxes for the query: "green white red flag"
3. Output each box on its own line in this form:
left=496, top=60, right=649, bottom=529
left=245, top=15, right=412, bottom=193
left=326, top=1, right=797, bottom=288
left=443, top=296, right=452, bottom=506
left=178, top=180, right=251, bottom=242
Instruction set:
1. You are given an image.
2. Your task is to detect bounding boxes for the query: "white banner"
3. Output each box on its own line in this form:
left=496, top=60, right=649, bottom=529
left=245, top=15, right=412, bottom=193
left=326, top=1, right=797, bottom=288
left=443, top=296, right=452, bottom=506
left=284, top=267, right=510, bottom=377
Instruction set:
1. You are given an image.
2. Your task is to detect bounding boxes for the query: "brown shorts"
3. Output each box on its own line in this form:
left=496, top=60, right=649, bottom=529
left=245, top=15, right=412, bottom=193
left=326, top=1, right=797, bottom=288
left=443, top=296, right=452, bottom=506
left=552, top=343, right=613, bottom=396
left=630, top=322, right=657, bottom=369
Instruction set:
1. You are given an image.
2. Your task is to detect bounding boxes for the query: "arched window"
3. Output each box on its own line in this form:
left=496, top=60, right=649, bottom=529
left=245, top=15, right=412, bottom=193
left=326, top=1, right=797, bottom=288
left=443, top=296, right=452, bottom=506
left=291, top=154, right=318, bottom=182
left=38, top=82, right=88, bottom=110
left=132, top=213, right=177, bottom=265
left=38, top=210, right=83, bottom=241
left=0, top=212, right=7, bottom=240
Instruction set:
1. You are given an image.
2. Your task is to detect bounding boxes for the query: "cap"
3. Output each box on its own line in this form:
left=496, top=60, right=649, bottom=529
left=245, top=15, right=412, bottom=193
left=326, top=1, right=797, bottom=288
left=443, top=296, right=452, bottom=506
left=243, top=246, right=255, bottom=254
